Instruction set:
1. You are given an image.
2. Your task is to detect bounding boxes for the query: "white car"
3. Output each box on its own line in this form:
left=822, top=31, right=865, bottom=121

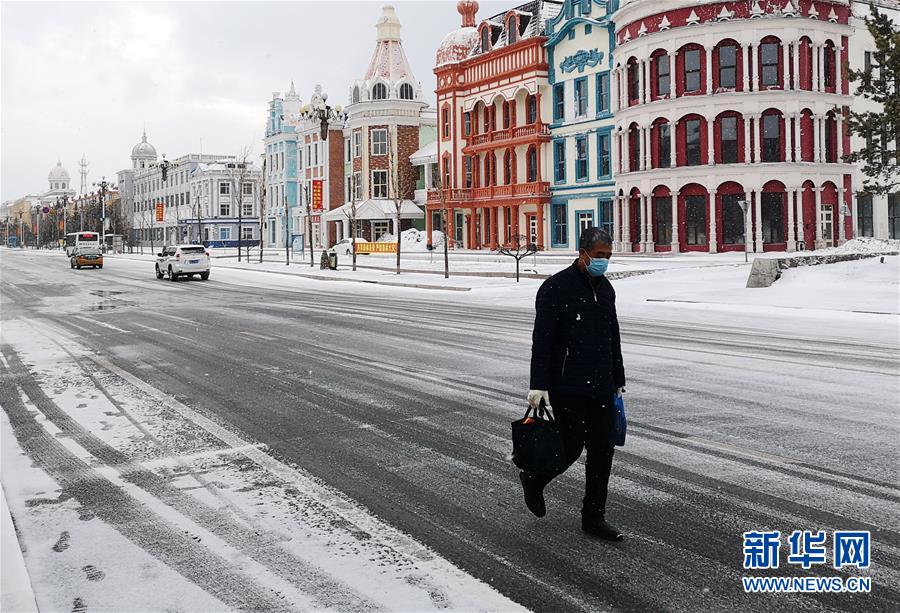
left=328, top=238, right=369, bottom=255
left=155, top=244, right=210, bottom=281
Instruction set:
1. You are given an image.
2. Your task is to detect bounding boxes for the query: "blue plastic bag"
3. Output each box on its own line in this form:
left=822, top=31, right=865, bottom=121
left=613, top=394, right=627, bottom=446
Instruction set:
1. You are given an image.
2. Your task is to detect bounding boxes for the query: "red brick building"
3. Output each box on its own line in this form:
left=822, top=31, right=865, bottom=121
left=428, top=1, right=563, bottom=249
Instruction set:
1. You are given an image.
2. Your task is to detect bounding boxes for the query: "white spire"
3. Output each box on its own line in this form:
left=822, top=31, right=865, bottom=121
left=376, top=5, right=402, bottom=42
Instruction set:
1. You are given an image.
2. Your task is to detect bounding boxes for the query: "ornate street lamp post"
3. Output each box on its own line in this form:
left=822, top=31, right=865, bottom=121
left=284, top=85, right=348, bottom=266
left=56, top=194, right=69, bottom=247
left=17, top=211, right=24, bottom=248
left=93, top=177, right=113, bottom=251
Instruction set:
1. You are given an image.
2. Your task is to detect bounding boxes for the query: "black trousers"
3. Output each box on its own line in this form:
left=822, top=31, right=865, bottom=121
left=527, top=392, right=616, bottom=520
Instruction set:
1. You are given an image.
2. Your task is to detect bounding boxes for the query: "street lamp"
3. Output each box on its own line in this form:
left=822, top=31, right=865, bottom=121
left=17, top=211, right=24, bottom=248
left=736, top=198, right=750, bottom=263
left=56, top=194, right=69, bottom=247
left=294, top=86, right=347, bottom=141
left=93, top=177, right=114, bottom=251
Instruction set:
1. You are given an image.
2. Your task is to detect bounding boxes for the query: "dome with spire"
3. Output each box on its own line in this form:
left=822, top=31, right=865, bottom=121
left=437, top=1, right=480, bottom=66
left=48, top=160, right=70, bottom=182
left=348, top=5, right=424, bottom=105
left=131, top=130, right=157, bottom=158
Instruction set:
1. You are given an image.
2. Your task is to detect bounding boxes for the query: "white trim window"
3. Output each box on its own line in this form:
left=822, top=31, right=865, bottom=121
left=371, top=129, right=388, bottom=156
left=353, top=131, right=362, bottom=158
left=372, top=170, right=388, bottom=198
left=241, top=226, right=253, bottom=240
left=242, top=182, right=253, bottom=196
left=242, top=201, right=253, bottom=216
left=219, top=182, right=230, bottom=195
left=220, top=201, right=230, bottom=216
left=219, top=227, right=232, bottom=240
left=344, top=137, right=351, bottom=163
left=353, top=172, right=363, bottom=200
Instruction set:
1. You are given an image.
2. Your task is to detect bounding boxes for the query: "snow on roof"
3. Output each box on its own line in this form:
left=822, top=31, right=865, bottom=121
left=409, top=141, right=437, bottom=164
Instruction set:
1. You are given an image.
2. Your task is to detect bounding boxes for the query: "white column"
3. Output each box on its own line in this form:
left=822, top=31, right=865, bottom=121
left=786, top=187, right=796, bottom=251
left=838, top=187, right=846, bottom=244
left=811, top=115, right=819, bottom=162
left=612, top=131, right=619, bottom=173
left=638, top=195, right=647, bottom=249
left=645, top=126, right=652, bottom=170
left=818, top=115, right=826, bottom=163
left=709, top=189, right=718, bottom=253
left=794, top=187, right=804, bottom=248
left=834, top=44, right=842, bottom=94
left=753, top=115, right=762, bottom=163
left=753, top=189, right=763, bottom=252
left=706, top=46, right=713, bottom=95
left=742, top=43, right=751, bottom=91
left=792, top=41, right=801, bottom=90
left=613, top=195, right=621, bottom=251
left=792, top=114, right=801, bottom=162
left=754, top=43, right=762, bottom=91
left=622, top=129, right=630, bottom=173
left=671, top=191, right=680, bottom=252
left=638, top=61, right=645, bottom=106
left=669, top=119, right=678, bottom=167
left=707, top=117, right=715, bottom=165
left=814, top=186, right=823, bottom=247
left=783, top=41, right=791, bottom=90
left=622, top=197, right=631, bottom=245
left=644, top=60, right=651, bottom=104
left=836, top=111, right=844, bottom=161
left=744, top=115, right=752, bottom=163
left=669, top=52, right=677, bottom=98
left=812, top=44, right=820, bottom=92
left=610, top=68, right=619, bottom=114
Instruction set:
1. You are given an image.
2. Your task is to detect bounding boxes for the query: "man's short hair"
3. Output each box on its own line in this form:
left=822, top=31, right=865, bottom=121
left=579, top=227, right=612, bottom=252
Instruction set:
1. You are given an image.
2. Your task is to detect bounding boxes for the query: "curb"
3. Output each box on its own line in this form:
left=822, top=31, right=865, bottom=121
left=110, top=255, right=473, bottom=292
left=1, top=483, right=39, bottom=613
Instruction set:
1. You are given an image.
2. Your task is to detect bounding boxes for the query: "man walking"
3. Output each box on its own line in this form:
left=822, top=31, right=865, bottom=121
left=522, top=227, right=625, bottom=541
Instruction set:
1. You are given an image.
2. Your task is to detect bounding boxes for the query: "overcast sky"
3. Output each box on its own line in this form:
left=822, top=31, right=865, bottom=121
left=1, top=0, right=510, bottom=201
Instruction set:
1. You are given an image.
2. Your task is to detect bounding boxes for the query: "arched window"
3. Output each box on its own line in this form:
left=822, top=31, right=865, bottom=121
left=503, top=149, right=515, bottom=185
left=526, top=94, right=537, bottom=124
left=352, top=86, right=360, bottom=103
left=526, top=146, right=538, bottom=182
left=759, top=38, right=781, bottom=87
left=399, top=83, right=414, bottom=100
left=507, top=17, right=517, bottom=45
left=761, top=110, right=784, bottom=162
left=481, top=27, right=490, bottom=52
left=372, top=83, right=388, bottom=100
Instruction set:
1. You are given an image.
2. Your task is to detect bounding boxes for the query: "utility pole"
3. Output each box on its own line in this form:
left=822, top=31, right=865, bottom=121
left=284, top=193, right=290, bottom=266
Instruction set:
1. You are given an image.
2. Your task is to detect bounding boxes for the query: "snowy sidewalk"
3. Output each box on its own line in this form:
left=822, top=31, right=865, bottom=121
left=1, top=483, right=39, bottom=613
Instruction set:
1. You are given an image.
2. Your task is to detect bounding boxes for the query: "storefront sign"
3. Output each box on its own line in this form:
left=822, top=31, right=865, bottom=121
left=355, top=242, right=397, bottom=254
left=155, top=202, right=164, bottom=222
left=312, top=179, right=324, bottom=211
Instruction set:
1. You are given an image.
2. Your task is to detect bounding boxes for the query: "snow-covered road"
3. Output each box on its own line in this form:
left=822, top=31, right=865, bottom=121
left=1, top=249, right=898, bottom=612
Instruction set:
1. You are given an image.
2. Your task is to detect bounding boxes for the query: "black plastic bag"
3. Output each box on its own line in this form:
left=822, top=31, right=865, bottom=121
left=511, top=403, right=566, bottom=474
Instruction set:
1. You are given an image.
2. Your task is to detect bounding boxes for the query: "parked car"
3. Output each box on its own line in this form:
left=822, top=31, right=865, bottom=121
left=155, top=244, right=210, bottom=281
left=328, top=238, right=369, bottom=256
left=71, top=247, right=103, bottom=269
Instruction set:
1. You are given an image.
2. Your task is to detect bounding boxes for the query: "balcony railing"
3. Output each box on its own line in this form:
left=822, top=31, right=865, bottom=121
left=464, top=123, right=551, bottom=147
left=427, top=181, right=550, bottom=205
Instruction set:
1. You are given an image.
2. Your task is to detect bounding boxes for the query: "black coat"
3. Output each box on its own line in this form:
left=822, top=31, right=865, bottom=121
left=529, top=262, right=626, bottom=398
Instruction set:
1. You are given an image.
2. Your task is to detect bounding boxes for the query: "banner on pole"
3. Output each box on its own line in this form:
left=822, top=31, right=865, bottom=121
left=312, top=180, right=324, bottom=212
left=155, top=203, right=164, bottom=222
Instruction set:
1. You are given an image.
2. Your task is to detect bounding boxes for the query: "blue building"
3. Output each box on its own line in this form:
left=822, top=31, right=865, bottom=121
left=264, top=84, right=301, bottom=248
left=545, top=0, right=618, bottom=249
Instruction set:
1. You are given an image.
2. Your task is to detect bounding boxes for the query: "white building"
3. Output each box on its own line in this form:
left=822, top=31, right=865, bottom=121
left=848, top=0, right=899, bottom=240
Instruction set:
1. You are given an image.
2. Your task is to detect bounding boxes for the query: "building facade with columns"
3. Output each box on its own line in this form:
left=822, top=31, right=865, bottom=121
left=847, top=0, right=899, bottom=240
left=263, top=85, right=301, bottom=249
left=428, top=0, right=563, bottom=250
left=610, top=0, right=856, bottom=254
left=327, top=5, right=433, bottom=243
left=546, top=0, right=618, bottom=249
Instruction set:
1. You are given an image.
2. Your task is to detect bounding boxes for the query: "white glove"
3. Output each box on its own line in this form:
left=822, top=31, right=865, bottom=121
left=615, top=387, right=626, bottom=397
left=527, top=390, right=551, bottom=410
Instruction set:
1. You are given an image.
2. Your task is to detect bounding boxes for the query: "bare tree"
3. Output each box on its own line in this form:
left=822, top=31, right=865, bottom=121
left=498, top=234, right=538, bottom=283
left=387, top=128, right=418, bottom=275
left=227, top=147, right=253, bottom=262
left=343, top=173, right=360, bottom=272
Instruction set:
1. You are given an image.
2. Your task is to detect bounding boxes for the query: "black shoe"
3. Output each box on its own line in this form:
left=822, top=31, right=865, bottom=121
left=519, top=472, right=546, bottom=518
left=582, top=518, right=623, bottom=541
